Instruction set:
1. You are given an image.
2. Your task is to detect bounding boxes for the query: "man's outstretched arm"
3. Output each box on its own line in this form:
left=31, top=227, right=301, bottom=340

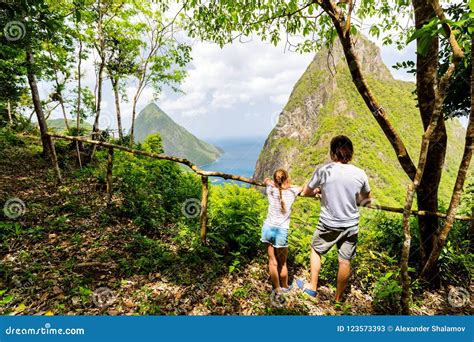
left=300, top=184, right=320, bottom=197
left=357, top=191, right=372, bottom=206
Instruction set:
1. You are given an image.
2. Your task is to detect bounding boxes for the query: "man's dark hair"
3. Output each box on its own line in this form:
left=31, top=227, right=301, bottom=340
left=330, top=135, right=353, bottom=163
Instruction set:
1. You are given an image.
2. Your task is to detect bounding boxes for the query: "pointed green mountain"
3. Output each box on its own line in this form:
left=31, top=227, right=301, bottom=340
left=254, top=37, right=470, bottom=206
left=134, top=103, right=223, bottom=166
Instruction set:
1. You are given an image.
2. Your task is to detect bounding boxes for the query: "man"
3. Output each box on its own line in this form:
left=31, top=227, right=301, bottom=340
left=297, top=135, right=371, bottom=302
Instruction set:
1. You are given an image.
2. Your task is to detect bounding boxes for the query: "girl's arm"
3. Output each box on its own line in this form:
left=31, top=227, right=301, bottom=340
left=264, top=178, right=273, bottom=186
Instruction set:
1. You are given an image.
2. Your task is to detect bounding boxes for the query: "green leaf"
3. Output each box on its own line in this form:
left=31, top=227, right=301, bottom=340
left=0, top=295, right=14, bottom=305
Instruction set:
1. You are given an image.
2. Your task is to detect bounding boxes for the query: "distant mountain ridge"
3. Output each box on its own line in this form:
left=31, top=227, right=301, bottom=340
left=47, top=119, right=92, bottom=132
left=254, top=36, right=468, bottom=206
left=134, top=103, right=223, bottom=166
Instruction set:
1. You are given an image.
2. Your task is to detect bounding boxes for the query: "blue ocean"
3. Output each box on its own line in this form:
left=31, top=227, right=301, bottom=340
left=200, top=137, right=266, bottom=185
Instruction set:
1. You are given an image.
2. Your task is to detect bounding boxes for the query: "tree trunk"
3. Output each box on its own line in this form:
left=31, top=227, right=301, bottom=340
left=421, top=112, right=473, bottom=280
left=26, top=49, right=62, bottom=182
left=26, top=49, right=50, bottom=156
left=111, top=77, right=123, bottom=140
left=48, top=45, right=70, bottom=131
left=129, top=93, right=138, bottom=146
left=420, top=34, right=474, bottom=280
left=92, top=0, right=105, bottom=141
left=76, top=38, right=83, bottom=168
left=413, top=0, right=447, bottom=282
left=400, top=183, right=413, bottom=314
left=90, top=57, right=105, bottom=159
left=7, top=100, right=12, bottom=126
left=58, top=96, right=69, bottom=131
left=200, top=176, right=209, bottom=243
left=93, top=59, right=105, bottom=136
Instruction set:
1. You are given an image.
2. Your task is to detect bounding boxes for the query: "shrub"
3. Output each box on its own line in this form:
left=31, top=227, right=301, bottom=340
left=0, top=128, right=25, bottom=147
left=439, top=239, right=471, bottom=287
left=78, top=132, right=201, bottom=232
left=207, top=184, right=266, bottom=255
left=287, top=199, right=321, bottom=266
left=372, top=271, right=402, bottom=313
left=114, top=152, right=200, bottom=230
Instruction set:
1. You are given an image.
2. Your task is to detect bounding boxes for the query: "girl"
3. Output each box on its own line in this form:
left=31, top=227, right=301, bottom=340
left=261, top=169, right=302, bottom=293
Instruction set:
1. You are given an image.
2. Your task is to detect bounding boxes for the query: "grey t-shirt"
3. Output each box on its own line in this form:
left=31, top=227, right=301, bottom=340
left=308, top=162, right=370, bottom=228
left=264, top=184, right=301, bottom=229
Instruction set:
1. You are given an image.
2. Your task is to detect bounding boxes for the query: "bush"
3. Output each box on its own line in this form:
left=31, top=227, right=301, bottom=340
left=76, top=132, right=202, bottom=232
left=372, top=271, right=402, bottom=313
left=114, top=152, right=200, bottom=230
left=66, top=126, right=89, bottom=137
left=287, top=199, right=321, bottom=266
left=439, top=239, right=471, bottom=287
left=0, top=128, right=25, bottom=147
left=207, top=184, right=266, bottom=256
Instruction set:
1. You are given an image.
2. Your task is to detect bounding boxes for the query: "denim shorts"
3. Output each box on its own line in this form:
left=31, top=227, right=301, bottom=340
left=261, top=223, right=289, bottom=248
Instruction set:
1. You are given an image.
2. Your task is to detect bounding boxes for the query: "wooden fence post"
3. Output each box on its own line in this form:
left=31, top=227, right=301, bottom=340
left=106, top=147, right=114, bottom=205
left=48, top=136, right=62, bottom=184
left=76, top=141, right=82, bottom=169
left=200, top=176, right=209, bottom=244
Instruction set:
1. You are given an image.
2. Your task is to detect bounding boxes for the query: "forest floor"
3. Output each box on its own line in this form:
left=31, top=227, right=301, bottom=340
left=0, top=134, right=472, bottom=315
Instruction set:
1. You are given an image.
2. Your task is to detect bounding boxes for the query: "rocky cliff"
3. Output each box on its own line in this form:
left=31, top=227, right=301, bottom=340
left=253, top=36, right=467, bottom=205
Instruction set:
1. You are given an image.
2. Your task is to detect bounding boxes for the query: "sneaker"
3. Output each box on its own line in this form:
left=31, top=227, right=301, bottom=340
left=296, top=278, right=318, bottom=298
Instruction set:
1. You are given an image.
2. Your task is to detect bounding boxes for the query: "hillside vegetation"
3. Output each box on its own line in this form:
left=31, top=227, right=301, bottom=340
left=0, top=129, right=472, bottom=315
left=134, top=103, right=222, bottom=166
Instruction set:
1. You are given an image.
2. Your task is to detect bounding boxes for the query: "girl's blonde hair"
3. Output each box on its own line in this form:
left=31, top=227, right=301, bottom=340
left=273, top=169, right=289, bottom=213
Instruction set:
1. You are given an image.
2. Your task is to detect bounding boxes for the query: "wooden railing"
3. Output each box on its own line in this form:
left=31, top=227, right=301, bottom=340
left=46, top=134, right=474, bottom=242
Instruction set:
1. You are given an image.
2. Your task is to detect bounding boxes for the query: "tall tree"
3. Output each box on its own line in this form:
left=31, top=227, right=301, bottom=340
left=419, top=1, right=473, bottom=280
left=2, top=0, right=70, bottom=161
left=103, top=8, right=142, bottom=140
left=0, top=42, right=27, bottom=127
left=45, top=38, right=75, bottom=131
left=128, top=2, right=191, bottom=145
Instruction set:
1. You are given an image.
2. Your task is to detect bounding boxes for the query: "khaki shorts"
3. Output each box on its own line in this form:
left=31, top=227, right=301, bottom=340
left=311, top=222, right=358, bottom=260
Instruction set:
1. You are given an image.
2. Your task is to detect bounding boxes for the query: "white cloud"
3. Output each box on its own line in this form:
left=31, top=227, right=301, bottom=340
left=154, top=38, right=315, bottom=138
left=43, top=27, right=418, bottom=139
